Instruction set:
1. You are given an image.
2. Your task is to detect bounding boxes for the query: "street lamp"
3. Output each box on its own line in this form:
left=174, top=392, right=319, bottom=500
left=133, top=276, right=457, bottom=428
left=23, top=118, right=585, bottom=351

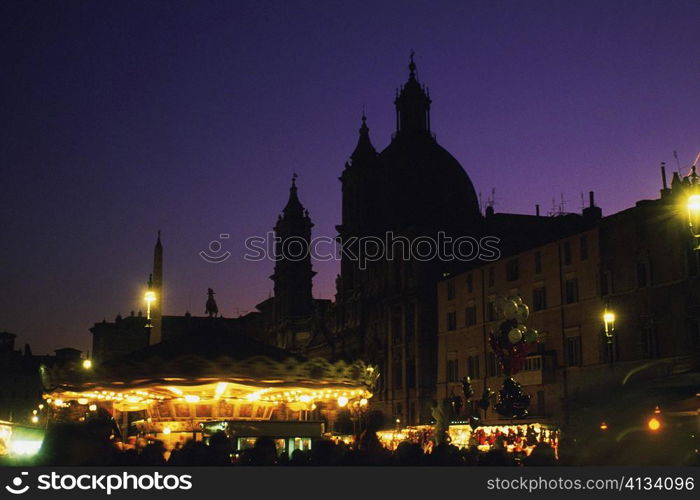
left=685, top=165, right=700, bottom=250
left=603, top=308, right=615, bottom=342
left=144, top=289, right=156, bottom=326
left=82, top=358, right=92, bottom=370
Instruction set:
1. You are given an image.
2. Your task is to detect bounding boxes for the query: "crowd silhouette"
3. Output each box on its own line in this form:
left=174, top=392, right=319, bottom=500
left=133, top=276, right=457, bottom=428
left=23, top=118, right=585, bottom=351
left=26, top=419, right=559, bottom=467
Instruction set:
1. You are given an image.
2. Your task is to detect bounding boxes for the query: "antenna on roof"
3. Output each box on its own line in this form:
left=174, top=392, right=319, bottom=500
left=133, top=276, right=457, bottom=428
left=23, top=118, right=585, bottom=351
left=673, top=150, right=681, bottom=174
left=580, top=192, right=585, bottom=212
left=559, top=193, right=567, bottom=214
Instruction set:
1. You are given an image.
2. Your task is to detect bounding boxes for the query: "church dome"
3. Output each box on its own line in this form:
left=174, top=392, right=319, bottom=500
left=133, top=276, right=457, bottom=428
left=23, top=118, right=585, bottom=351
left=375, top=132, right=481, bottom=234
left=371, top=55, right=481, bottom=235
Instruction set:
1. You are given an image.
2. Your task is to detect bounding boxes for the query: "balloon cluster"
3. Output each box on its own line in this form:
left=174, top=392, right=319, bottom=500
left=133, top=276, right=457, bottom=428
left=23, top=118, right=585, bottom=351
left=494, top=377, right=531, bottom=419
left=489, top=296, right=543, bottom=376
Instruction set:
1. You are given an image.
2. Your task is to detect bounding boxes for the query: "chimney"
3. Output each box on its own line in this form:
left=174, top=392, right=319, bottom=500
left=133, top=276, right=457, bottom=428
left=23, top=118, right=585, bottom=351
left=660, top=162, right=672, bottom=199
left=583, top=190, right=602, bottom=220
left=536, top=204, right=540, bottom=217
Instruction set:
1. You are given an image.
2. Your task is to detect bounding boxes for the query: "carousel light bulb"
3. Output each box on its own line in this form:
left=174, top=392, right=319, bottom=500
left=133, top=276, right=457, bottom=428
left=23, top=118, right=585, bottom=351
left=360, top=398, right=368, bottom=406
left=215, top=382, right=228, bottom=399
left=184, top=395, right=200, bottom=403
left=77, top=398, right=89, bottom=405
left=89, top=404, right=97, bottom=411
left=38, top=404, right=44, bottom=410
left=337, top=396, right=348, bottom=407
left=163, top=427, right=171, bottom=435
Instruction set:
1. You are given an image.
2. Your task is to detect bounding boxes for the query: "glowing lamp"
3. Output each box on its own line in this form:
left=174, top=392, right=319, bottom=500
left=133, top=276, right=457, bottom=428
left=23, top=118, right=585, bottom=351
left=77, top=398, right=89, bottom=405
left=647, top=417, right=661, bottom=432
left=162, top=427, right=172, bottom=435
left=31, top=415, right=38, bottom=424
left=337, top=396, right=348, bottom=407
left=89, top=404, right=97, bottom=411
left=360, top=398, right=368, bottom=407
left=215, top=382, right=228, bottom=399
left=184, top=395, right=200, bottom=403
left=603, top=308, right=615, bottom=340
left=82, top=359, right=92, bottom=369
left=599, top=422, right=608, bottom=431
left=144, top=291, right=156, bottom=304
left=688, top=194, right=700, bottom=248
left=54, top=399, right=63, bottom=407
left=300, top=395, right=311, bottom=403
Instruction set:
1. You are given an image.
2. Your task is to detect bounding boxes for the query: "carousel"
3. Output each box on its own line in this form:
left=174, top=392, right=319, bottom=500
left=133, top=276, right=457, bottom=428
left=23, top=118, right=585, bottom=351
left=41, top=330, right=378, bottom=449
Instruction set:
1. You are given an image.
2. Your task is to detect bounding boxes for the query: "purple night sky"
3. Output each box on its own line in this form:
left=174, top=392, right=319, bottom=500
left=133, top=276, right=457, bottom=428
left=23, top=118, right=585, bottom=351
left=1, top=0, right=699, bottom=354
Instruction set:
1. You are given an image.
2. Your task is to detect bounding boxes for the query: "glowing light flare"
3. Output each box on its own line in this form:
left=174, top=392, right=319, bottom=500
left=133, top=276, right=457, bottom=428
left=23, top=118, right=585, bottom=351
left=603, top=308, right=615, bottom=336
left=647, top=417, right=661, bottom=431
left=162, top=427, right=171, bottom=435
left=337, top=396, right=349, bottom=407
left=144, top=291, right=156, bottom=304
left=184, top=395, right=200, bottom=403
left=10, top=440, right=42, bottom=456
left=215, top=382, right=228, bottom=399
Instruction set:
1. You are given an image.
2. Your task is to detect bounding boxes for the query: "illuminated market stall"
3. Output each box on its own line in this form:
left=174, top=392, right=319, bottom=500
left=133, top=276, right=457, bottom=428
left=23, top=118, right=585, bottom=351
left=41, top=331, right=378, bottom=452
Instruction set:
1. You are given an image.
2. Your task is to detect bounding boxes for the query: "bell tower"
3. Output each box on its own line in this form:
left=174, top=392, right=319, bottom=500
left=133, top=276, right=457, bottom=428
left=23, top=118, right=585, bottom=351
left=271, top=176, right=315, bottom=323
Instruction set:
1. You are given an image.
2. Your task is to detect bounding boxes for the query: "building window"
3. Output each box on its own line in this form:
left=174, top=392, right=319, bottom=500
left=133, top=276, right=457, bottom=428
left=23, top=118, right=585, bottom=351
left=447, top=280, right=455, bottom=300
left=488, top=267, right=495, bottom=287
left=601, top=335, right=619, bottom=363
left=487, top=352, right=502, bottom=377
left=446, top=353, right=458, bottom=382
left=563, top=241, right=572, bottom=265
left=486, top=300, right=497, bottom=322
left=580, top=236, right=588, bottom=260
left=533, top=286, right=547, bottom=311
left=466, top=273, right=473, bottom=293
left=565, top=336, right=582, bottom=366
left=642, top=325, right=659, bottom=358
left=534, top=251, right=542, bottom=275
left=506, top=258, right=519, bottom=281
left=565, top=278, right=578, bottom=304
left=637, top=262, right=648, bottom=288
left=467, top=355, right=480, bottom=379
left=465, top=306, right=477, bottom=326
left=447, top=311, right=457, bottom=331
